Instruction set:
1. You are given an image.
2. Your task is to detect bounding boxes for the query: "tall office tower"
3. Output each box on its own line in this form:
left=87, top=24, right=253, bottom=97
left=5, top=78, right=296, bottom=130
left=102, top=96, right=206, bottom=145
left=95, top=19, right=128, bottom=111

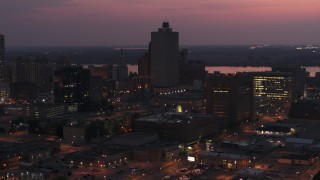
left=151, top=22, right=179, bottom=88
left=0, top=35, right=5, bottom=82
left=205, top=74, right=253, bottom=126
left=138, top=42, right=151, bottom=76
left=12, top=56, right=52, bottom=92
left=54, top=67, right=91, bottom=111
left=118, top=48, right=128, bottom=81
left=11, top=56, right=25, bottom=82
left=272, top=65, right=307, bottom=99
left=111, top=65, right=119, bottom=81
left=112, top=49, right=128, bottom=81
left=178, top=48, right=206, bottom=86
left=24, top=57, right=51, bottom=91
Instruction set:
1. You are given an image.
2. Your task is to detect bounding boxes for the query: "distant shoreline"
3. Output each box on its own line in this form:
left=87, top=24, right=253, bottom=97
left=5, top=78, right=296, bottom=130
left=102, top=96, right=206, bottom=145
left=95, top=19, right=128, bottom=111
left=4, top=45, right=320, bottom=67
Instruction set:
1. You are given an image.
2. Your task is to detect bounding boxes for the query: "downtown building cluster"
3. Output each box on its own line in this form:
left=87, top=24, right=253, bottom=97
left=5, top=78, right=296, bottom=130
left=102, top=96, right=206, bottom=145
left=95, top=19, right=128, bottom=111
left=0, top=24, right=320, bottom=179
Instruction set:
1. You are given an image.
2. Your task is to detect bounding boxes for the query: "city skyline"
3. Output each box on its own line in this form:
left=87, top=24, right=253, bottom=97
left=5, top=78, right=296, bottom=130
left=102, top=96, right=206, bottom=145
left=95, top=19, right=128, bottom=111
left=1, top=0, right=320, bottom=46
left=2, top=2, right=320, bottom=178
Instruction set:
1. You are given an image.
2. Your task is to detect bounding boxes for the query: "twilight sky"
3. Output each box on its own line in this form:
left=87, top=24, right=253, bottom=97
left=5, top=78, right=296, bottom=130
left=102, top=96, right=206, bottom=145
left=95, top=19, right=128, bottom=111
left=1, top=0, right=320, bottom=46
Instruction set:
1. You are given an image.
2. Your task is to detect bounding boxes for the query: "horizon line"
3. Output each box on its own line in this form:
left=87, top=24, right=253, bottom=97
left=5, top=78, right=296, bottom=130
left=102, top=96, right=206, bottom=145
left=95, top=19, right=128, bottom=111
left=5, top=44, right=320, bottom=48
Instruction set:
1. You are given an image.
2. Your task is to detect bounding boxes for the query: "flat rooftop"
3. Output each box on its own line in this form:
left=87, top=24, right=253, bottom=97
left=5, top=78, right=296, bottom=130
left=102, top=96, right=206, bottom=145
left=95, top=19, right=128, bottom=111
left=110, top=132, right=159, bottom=147
left=136, top=141, right=180, bottom=150
left=113, top=132, right=158, bottom=141
left=237, top=168, right=264, bottom=175
left=286, top=137, right=314, bottom=144
left=222, top=140, right=249, bottom=147
left=264, top=122, right=300, bottom=128
left=136, top=112, right=216, bottom=124
left=157, top=91, right=203, bottom=100
left=199, top=151, right=251, bottom=160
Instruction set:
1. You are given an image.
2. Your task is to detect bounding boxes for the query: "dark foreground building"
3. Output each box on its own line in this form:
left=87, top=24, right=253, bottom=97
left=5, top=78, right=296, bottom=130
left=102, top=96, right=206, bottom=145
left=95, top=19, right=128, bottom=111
left=205, top=74, right=253, bottom=126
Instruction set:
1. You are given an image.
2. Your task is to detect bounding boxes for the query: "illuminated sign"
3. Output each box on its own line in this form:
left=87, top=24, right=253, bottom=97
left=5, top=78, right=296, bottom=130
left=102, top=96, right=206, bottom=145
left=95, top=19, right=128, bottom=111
left=187, top=156, right=195, bottom=162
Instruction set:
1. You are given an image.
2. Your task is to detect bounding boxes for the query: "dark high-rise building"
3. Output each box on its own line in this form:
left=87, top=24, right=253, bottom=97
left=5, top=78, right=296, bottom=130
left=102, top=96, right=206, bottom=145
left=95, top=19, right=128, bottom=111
left=12, top=56, right=52, bottom=92
left=4, top=64, right=12, bottom=82
left=54, top=67, right=91, bottom=110
left=306, top=75, right=320, bottom=101
left=151, top=22, right=179, bottom=88
left=10, top=81, right=38, bottom=103
left=0, top=35, right=5, bottom=82
left=118, top=48, right=128, bottom=81
left=138, top=43, right=151, bottom=76
left=11, top=57, right=25, bottom=83
left=112, top=49, right=128, bottom=81
left=205, top=74, right=252, bottom=126
left=89, top=65, right=113, bottom=80
left=178, top=48, right=206, bottom=86
left=90, top=76, right=103, bottom=102
left=53, top=57, right=71, bottom=71
left=180, top=60, right=206, bottom=86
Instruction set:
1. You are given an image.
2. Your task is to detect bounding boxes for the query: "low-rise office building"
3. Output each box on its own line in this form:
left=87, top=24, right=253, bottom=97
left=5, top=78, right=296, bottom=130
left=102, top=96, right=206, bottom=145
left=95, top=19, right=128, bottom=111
left=25, top=103, right=67, bottom=119
left=63, top=125, right=86, bottom=143
left=278, top=154, right=317, bottom=165
left=64, top=147, right=129, bottom=168
left=108, top=132, right=180, bottom=162
left=134, top=112, right=220, bottom=143
left=0, top=140, right=59, bottom=170
left=236, top=168, right=266, bottom=180
left=132, top=141, right=180, bottom=162
left=154, top=90, right=204, bottom=112
left=256, top=122, right=301, bottom=136
left=198, top=151, right=252, bottom=169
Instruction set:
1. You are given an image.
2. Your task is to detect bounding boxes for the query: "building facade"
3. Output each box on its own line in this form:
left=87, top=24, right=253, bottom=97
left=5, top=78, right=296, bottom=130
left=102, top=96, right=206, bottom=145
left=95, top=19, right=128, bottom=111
left=205, top=74, right=253, bottom=126
left=89, top=65, right=113, bottom=80
left=151, top=22, right=179, bottom=89
left=112, top=49, right=128, bottom=81
left=11, top=56, right=52, bottom=92
left=54, top=67, right=91, bottom=110
left=272, top=65, right=307, bottom=99
left=25, top=103, right=67, bottom=119
left=251, top=72, right=293, bottom=119
left=138, top=43, right=151, bottom=77
left=0, top=35, right=5, bottom=83
left=134, top=112, right=219, bottom=143
left=10, top=81, right=38, bottom=103
left=0, top=83, right=9, bottom=103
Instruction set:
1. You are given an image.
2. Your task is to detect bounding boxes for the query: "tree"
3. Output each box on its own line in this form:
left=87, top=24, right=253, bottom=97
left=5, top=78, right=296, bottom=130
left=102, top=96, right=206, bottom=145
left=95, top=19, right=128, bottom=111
left=314, top=171, right=320, bottom=180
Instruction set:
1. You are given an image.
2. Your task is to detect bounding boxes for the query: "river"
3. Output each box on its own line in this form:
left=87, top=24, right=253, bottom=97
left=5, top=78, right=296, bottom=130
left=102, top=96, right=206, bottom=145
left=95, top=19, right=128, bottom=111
left=127, top=65, right=320, bottom=77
